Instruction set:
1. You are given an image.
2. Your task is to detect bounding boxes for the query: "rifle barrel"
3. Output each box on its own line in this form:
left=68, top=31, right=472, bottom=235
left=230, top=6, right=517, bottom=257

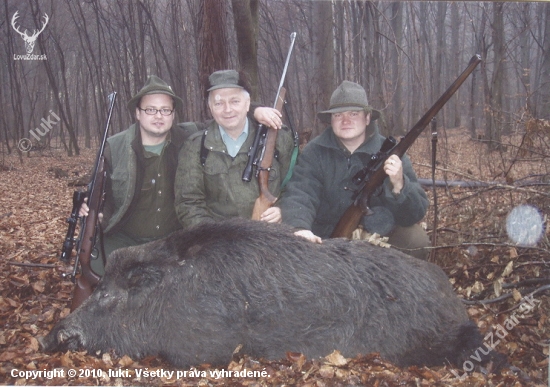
left=243, top=32, right=297, bottom=183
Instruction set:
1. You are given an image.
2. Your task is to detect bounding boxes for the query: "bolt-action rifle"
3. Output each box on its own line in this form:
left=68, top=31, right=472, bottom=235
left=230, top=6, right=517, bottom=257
left=242, top=32, right=296, bottom=220
left=59, top=92, right=117, bottom=311
left=330, top=55, right=482, bottom=239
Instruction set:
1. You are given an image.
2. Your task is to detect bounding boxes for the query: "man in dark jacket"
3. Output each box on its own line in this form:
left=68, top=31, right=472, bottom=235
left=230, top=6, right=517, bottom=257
left=278, top=80, right=430, bottom=259
left=175, top=70, right=294, bottom=228
left=81, top=75, right=282, bottom=275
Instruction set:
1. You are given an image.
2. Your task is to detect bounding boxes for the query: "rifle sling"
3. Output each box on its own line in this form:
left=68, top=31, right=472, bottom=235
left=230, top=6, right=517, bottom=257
left=200, top=130, right=209, bottom=166
left=281, top=144, right=298, bottom=189
left=430, top=119, right=438, bottom=259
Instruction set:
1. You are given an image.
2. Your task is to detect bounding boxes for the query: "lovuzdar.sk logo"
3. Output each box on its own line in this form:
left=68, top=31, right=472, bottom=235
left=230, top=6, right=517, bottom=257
left=11, top=11, right=49, bottom=61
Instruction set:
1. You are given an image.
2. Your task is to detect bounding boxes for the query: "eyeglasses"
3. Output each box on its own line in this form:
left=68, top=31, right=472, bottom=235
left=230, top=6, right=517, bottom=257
left=138, top=107, right=174, bottom=116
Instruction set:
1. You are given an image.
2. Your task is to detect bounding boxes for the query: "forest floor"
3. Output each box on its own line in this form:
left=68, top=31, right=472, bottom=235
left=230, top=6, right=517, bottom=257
left=0, top=122, right=549, bottom=386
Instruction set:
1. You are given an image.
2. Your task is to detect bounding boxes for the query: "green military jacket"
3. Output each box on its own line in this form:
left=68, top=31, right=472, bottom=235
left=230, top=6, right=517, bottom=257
left=175, top=119, right=294, bottom=228
left=102, top=122, right=197, bottom=235
left=278, top=125, right=429, bottom=238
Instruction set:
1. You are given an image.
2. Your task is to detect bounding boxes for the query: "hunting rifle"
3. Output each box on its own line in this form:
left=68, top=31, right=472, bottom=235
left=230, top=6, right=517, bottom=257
left=242, top=32, right=297, bottom=220
left=59, top=92, right=117, bottom=311
left=330, top=55, right=482, bottom=239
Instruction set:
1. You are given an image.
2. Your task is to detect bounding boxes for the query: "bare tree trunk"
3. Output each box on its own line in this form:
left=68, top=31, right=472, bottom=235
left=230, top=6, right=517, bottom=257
left=198, top=0, right=229, bottom=119
left=3, top=1, right=25, bottom=158
left=408, top=3, right=423, bottom=130
left=0, top=77, right=11, bottom=155
left=311, top=0, right=334, bottom=137
left=335, top=2, right=345, bottom=81
left=419, top=1, right=434, bottom=105
left=488, top=2, right=505, bottom=146
left=390, top=2, right=403, bottom=135
left=434, top=2, right=447, bottom=126
left=450, top=2, right=461, bottom=128
left=365, top=2, right=385, bottom=134
left=355, top=2, right=368, bottom=86
left=537, top=3, right=550, bottom=119
left=231, top=0, right=259, bottom=100
left=519, top=3, right=532, bottom=115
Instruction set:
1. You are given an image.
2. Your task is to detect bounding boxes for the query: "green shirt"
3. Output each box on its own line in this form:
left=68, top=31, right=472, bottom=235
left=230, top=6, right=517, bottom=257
left=121, top=143, right=180, bottom=239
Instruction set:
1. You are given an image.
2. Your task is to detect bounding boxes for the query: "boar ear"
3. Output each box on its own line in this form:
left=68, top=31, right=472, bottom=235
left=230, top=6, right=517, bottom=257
left=124, top=263, right=164, bottom=292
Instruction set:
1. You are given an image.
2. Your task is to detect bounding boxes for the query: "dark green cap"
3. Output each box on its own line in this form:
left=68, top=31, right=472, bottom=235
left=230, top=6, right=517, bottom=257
left=318, top=80, right=380, bottom=123
left=207, top=70, right=244, bottom=92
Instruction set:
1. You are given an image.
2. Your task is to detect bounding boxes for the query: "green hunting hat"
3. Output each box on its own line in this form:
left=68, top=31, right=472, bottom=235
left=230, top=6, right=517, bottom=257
left=127, top=75, right=183, bottom=112
left=207, top=70, right=244, bottom=92
left=318, top=80, right=381, bottom=123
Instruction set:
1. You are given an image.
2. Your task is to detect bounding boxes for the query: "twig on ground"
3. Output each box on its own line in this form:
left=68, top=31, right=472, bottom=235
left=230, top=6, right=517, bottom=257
left=462, top=284, right=550, bottom=306
left=7, top=261, right=58, bottom=269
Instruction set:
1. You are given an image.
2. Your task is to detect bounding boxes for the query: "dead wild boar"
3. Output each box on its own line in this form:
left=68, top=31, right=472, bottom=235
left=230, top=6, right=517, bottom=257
left=40, top=218, right=501, bottom=368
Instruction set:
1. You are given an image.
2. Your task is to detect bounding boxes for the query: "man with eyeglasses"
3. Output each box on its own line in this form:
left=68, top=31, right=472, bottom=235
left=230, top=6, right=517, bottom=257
left=80, top=75, right=283, bottom=275
left=175, top=70, right=294, bottom=228
left=277, top=80, right=430, bottom=260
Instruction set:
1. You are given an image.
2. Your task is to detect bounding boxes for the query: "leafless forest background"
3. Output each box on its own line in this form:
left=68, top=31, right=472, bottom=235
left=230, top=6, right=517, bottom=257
left=1, top=0, right=550, bottom=156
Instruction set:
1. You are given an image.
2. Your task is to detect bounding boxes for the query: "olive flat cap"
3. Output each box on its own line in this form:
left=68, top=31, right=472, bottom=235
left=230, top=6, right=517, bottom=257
left=207, top=70, right=244, bottom=92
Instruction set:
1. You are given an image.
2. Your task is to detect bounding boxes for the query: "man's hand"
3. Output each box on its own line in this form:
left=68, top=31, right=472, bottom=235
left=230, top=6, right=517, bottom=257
left=254, top=107, right=282, bottom=129
left=79, top=198, right=89, bottom=217
left=383, top=155, right=404, bottom=195
left=294, top=229, right=323, bottom=244
left=78, top=198, right=103, bottom=221
left=260, top=206, right=282, bottom=223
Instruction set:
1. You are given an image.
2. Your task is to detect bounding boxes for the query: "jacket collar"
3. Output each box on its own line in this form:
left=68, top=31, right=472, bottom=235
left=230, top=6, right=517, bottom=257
left=204, top=118, right=257, bottom=154
left=129, top=123, right=180, bottom=156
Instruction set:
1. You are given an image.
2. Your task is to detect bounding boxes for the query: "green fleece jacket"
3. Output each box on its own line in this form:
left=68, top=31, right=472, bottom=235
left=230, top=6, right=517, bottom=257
left=278, top=125, right=429, bottom=238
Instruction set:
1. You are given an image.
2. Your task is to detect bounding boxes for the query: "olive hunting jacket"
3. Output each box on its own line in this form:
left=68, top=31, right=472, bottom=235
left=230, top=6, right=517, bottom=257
left=175, top=118, right=294, bottom=228
left=102, top=122, right=198, bottom=235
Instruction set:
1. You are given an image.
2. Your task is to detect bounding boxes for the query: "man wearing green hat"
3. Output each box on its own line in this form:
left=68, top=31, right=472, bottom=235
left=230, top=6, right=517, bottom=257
left=175, top=70, right=294, bottom=227
left=80, top=75, right=283, bottom=275
left=278, top=80, right=430, bottom=259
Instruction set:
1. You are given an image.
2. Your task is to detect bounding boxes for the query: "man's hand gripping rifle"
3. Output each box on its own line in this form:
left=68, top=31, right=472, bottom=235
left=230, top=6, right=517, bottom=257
left=331, top=55, right=482, bottom=239
left=242, top=32, right=297, bottom=220
left=59, top=92, right=117, bottom=311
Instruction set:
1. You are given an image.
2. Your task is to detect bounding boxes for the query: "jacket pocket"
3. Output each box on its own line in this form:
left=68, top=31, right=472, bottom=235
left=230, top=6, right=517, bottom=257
left=203, top=160, right=230, bottom=204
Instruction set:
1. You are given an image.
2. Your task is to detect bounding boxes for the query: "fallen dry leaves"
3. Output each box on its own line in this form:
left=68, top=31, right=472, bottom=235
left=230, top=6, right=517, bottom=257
left=0, top=123, right=548, bottom=386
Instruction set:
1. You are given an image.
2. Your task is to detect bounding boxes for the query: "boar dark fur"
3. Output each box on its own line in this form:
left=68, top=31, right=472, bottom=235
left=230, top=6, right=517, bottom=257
left=42, top=218, right=493, bottom=368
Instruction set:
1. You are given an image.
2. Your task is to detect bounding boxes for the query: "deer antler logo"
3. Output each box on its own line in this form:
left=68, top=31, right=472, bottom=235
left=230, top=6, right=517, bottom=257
left=11, top=11, right=49, bottom=54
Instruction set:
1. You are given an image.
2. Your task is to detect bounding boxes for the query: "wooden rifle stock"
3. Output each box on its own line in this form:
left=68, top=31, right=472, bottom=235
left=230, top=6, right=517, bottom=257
left=70, top=158, right=105, bottom=311
left=330, top=55, right=482, bottom=239
left=251, top=87, right=286, bottom=220
left=69, top=92, right=117, bottom=311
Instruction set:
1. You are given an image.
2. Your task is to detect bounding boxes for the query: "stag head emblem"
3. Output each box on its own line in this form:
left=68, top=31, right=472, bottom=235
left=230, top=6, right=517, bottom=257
left=11, top=11, right=49, bottom=54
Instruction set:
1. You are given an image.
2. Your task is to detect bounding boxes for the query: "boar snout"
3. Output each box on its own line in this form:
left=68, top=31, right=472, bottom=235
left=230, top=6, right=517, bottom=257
left=39, top=325, right=84, bottom=353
